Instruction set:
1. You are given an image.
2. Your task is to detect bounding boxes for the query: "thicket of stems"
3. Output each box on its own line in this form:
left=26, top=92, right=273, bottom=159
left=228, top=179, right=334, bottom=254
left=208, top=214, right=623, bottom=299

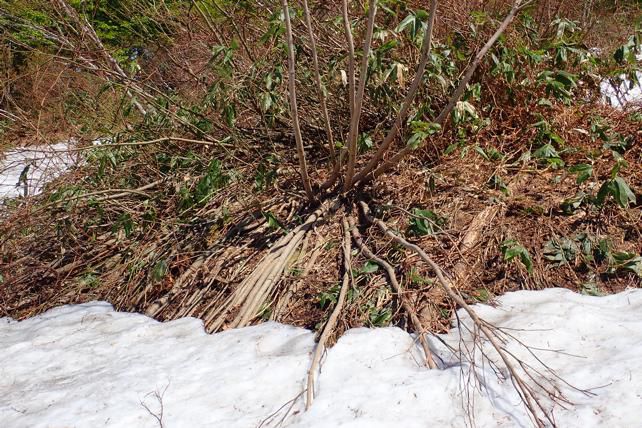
left=280, top=0, right=524, bottom=200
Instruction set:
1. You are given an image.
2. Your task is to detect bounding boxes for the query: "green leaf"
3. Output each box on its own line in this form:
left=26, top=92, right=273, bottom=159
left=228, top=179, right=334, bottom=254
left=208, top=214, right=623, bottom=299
left=538, top=98, right=553, bottom=107
left=594, top=177, right=636, bottom=208
left=561, top=191, right=587, bottom=214
left=613, top=177, right=636, bottom=208
left=406, top=122, right=441, bottom=150
left=501, top=239, right=533, bottom=273
left=488, top=175, right=509, bottom=194
left=533, top=143, right=558, bottom=159
left=406, top=132, right=425, bottom=150
left=533, top=144, right=564, bottom=168
left=554, top=70, right=578, bottom=87
left=151, top=260, right=168, bottom=282
left=595, top=180, right=613, bottom=207
left=409, top=208, right=444, bottom=236
left=568, top=163, right=593, bottom=184
left=358, top=133, right=374, bottom=152
left=263, top=211, right=284, bottom=231
left=261, top=92, right=272, bottom=112
left=580, top=281, right=604, bottom=296
left=368, top=307, right=392, bottom=327
left=474, top=288, right=492, bottom=303
left=361, top=261, right=380, bottom=274
left=318, top=285, right=340, bottom=309
left=543, top=238, right=577, bottom=265
left=609, top=252, right=642, bottom=278
left=474, top=146, right=489, bottom=160
left=622, top=257, right=642, bottom=277
left=396, top=14, right=416, bottom=33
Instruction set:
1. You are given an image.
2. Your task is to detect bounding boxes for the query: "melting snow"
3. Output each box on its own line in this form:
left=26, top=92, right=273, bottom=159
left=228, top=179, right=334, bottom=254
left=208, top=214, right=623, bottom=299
left=600, top=48, right=642, bottom=109
left=1, top=288, right=642, bottom=427
left=0, top=142, right=77, bottom=200
left=601, top=72, right=642, bottom=108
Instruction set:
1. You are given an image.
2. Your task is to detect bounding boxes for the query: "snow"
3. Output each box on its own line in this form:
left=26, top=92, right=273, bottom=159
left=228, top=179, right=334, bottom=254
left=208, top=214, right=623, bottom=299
left=1, top=288, right=642, bottom=427
left=0, top=142, right=77, bottom=200
left=600, top=48, right=642, bottom=109
left=601, top=71, right=642, bottom=108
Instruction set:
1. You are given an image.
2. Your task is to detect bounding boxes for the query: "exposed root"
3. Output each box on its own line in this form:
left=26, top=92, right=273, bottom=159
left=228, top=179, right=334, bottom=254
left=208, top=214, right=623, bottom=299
left=305, top=217, right=352, bottom=410
left=348, top=215, right=437, bottom=369
left=360, top=201, right=555, bottom=427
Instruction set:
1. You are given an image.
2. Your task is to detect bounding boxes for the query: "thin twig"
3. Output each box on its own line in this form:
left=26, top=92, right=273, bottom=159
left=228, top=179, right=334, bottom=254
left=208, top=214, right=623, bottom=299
left=15, top=136, right=230, bottom=154
left=360, top=201, right=550, bottom=427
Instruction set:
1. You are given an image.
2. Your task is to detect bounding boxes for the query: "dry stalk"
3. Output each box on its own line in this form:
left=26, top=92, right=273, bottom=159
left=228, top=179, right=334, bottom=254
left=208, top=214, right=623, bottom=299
left=271, top=234, right=320, bottom=320
left=305, top=216, right=352, bottom=410
left=36, top=180, right=162, bottom=213
left=145, top=256, right=205, bottom=317
left=231, top=226, right=307, bottom=328
left=206, top=200, right=338, bottom=331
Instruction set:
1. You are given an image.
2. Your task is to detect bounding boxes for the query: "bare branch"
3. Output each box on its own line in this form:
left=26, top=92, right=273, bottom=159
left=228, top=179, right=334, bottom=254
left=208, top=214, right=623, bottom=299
left=341, top=0, right=356, bottom=118
left=360, top=0, right=524, bottom=184
left=360, top=201, right=550, bottom=427
left=51, top=0, right=147, bottom=115
left=348, top=216, right=437, bottom=369
left=433, top=1, right=524, bottom=126
left=282, top=0, right=316, bottom=202
left=344, top=0, right=377, bottom=191
left=301, top=0, right=339, bottom=188
left=352, top=0, right=438, bottom=184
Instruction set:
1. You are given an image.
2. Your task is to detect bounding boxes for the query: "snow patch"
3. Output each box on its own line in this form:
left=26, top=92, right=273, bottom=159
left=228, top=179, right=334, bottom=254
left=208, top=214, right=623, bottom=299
left=600, top=48, right=642, bottom=109
left=601, top=71, right=642, bottom=108
left=2, top=288, right=642, bottom=427
left=0, top=142, right=78, bottom=200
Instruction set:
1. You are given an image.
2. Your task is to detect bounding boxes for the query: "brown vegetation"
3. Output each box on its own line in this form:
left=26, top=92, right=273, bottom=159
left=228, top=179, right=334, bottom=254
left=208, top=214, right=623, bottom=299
left=0, top=0, right=640, bottom=424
